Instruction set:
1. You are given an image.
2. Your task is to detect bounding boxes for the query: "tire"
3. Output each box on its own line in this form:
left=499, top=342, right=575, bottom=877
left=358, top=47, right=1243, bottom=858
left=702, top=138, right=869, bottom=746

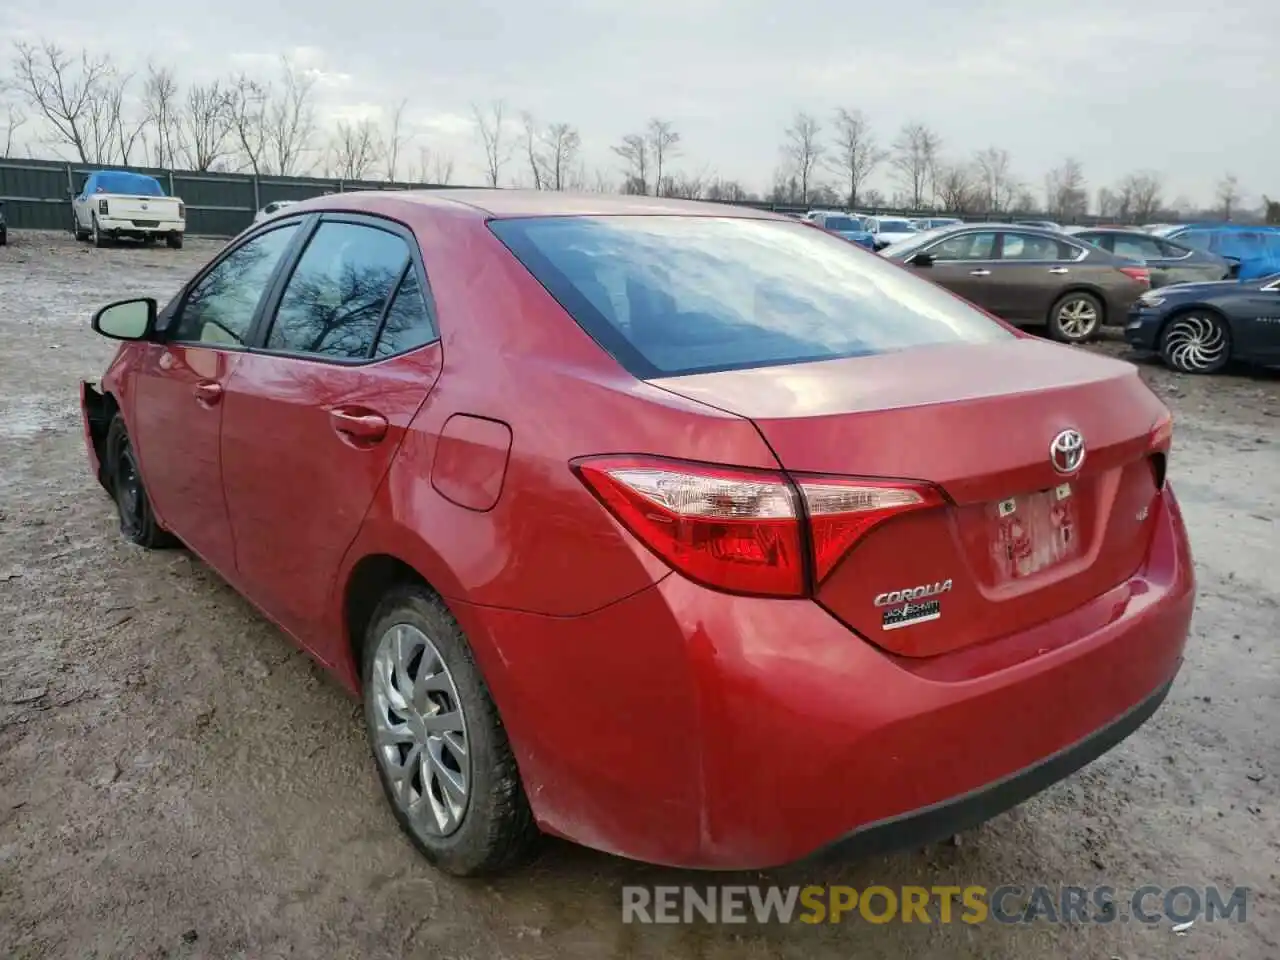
left=72, top=213, right=88, bottom=241
left=362, top=585, right=538, bottom=876
left=92, top=216, right=107, bottom=248
left=1047, top=291, right=1103, bottom=343
left=167, top=233, right=183, bottom=250
left=0, top=228, right=6, bottom=247
left=142, top=235, right=156, bottom=245
left=104, top=414, right=179, bottom=548
left=1159, top=310, right=1231, bottom=375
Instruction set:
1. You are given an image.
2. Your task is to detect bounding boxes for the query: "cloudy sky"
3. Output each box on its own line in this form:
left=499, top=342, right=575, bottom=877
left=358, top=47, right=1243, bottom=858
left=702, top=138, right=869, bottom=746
left=3, top=0, right=1276, bottom=206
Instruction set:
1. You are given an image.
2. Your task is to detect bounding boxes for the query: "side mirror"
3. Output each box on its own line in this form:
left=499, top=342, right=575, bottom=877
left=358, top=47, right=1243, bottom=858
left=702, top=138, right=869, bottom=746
left=907, top=251, right=936, bottom=267
left=92, top=298, right=157, bottom=341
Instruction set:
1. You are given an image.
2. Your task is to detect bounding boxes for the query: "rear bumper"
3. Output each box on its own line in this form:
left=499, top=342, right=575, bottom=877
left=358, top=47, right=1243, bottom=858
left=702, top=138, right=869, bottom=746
left=460, top=485, right=1195, bottom=869
left=97, top=217, right=184, bottom=235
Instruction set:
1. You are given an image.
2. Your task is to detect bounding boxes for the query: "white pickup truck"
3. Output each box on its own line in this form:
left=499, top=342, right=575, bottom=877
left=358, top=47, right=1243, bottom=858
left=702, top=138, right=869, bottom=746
left=72, top=171, right=186, bottom=249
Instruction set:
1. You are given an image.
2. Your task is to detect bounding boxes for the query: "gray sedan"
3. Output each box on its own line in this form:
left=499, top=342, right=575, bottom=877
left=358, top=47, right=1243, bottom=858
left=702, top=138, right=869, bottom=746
left=1065, top=227, right=1235, bottom=287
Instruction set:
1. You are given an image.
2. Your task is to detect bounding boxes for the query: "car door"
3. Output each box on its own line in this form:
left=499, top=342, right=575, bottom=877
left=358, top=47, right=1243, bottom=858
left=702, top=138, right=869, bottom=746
left=1230, top=280, right=1280, bottom=363
left=73, top=175, right=93, bottom=229
left=991, top=231, right=1083, bottom=321
left=128, top=220, right=304, bottom=575
left=217, top=215, right=443, bottom=654
left=912, top=230, right=1000, bottom=309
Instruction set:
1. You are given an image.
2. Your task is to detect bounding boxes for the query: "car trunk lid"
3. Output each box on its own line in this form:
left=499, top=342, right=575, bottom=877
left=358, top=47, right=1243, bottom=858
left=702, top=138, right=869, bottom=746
left=651, top=338, right=1169, bottom=657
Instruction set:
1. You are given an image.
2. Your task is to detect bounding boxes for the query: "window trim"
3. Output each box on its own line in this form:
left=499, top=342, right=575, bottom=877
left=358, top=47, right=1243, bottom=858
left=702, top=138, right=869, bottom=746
left=250, top=211, right=440, bottom=366
left=162, top=215, right=314, bottom=349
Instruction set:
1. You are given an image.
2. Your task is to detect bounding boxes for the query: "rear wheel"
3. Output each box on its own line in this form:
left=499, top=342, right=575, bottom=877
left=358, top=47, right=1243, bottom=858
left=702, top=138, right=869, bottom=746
left=362, top=585, right=538, bottom=876
left=72, top=213, right=89, bottom=242
left=1048, top=292, right=1102, bottom=342
left=105, top=414, right=178, bottom=548
left=1160, top=311, right=1230, bottom=374
left=167, top=233, right=183, bottom=250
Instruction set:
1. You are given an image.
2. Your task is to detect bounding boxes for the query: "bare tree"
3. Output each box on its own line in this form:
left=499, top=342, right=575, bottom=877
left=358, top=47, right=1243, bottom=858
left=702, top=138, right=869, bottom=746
left=1096, top=186, right=1118, bottom=219
left=0, top=81, right=26, bottom=157
left=1044, top=158, right=1088, bottom=219
left=142, top=63, right=181, bottom=168
left=520, top=111, right=545, bottom=189
left=227, top=75, right=267, bottom=175
left=105, top=71, right=146, bottom=164
left=705, top=178, right=752, bottom=202
left=226, top=75, right=268, bottom=175
left=936, top=162, right=978, bottom=213
left=647, top=119, right=680, bottom=197
left=973, top=146, right=1016, bottom=213
left=781, top=111, right=823, bottom=205
left=1122, top=171, right=1162, bottom=222
left=330, top=118, right=382, bottom=180
left=613, top=132, right=649, bottom=195
left=1013, top=186, right=1037, bottom=213
left=472, top=100, right=510, bottom=187
left=1216, top=173, right=1240, bottom=220
left=861, top=187, right=886, bottom=208
left=180, top=80, right=233, bottom=171
left=264, top=56, right=317, bottom=175
left=10, top=41, right=113, bottom=161
left=383, top=99, right=409, bottom=182
left=826, top=108, right=883, bottom=209
left=890, top=122, right=941, bottom=209
left=413, top=146, right=454, bottom=185
left=542, top=122, right=580, bottom=191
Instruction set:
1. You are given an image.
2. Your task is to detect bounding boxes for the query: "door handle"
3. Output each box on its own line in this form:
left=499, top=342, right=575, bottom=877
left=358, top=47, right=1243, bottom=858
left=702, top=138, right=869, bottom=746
left=193, top=381, right=223, bottom=405
left=969, top=269, right=991, bottom=277
left=1048, top=267, right=1069, bottom=274
left=330, top=409, right=388, bottom=443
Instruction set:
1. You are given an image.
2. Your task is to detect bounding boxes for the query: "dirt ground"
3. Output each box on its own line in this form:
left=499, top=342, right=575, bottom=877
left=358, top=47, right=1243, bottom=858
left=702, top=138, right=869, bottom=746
left=0, top=229, right=1276, bottom=960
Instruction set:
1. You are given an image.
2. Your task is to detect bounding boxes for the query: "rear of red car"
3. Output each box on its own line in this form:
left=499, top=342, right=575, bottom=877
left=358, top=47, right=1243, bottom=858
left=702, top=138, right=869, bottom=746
left=485, top=213, right=1195, bottom=868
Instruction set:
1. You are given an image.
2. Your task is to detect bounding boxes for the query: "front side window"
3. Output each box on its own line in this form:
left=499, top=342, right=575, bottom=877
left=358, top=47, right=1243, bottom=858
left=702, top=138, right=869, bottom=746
left=928, top=231, right=997, bottom=261
left=490, top=215, right=1012, bottom=378
left=266, top=222, right=411, bottom=359
left=170, top=224, right=299, bottom=346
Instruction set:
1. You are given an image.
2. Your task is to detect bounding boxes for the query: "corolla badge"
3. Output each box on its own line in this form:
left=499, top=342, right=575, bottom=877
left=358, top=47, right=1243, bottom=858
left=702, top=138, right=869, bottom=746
left=1050, top=429, right=1086, bottom=475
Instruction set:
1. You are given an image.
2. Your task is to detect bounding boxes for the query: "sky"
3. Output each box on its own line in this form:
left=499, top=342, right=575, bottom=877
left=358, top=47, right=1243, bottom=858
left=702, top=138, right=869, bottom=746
left=2, top=0, right=1277, bottom=207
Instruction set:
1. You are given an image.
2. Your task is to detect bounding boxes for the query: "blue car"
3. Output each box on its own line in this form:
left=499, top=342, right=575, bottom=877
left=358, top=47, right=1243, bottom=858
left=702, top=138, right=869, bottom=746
left=1161, top=224, right=1280, bottom=281
left=808, top=211, right=876, bottom=250
left=1124, top=273, right=1280, bottom=373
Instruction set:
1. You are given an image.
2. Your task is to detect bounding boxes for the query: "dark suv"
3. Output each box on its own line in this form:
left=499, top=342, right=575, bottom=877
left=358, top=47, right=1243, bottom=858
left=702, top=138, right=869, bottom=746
left=880, top=223, right=1150, bottom=342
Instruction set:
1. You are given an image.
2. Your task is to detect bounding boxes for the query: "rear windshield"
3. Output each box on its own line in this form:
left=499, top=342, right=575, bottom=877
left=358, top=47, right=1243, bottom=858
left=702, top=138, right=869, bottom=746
left=489, top=215, right=1012, bottom=378
left=824, top=216, right=861, bottom=232
left=90, top=172, right=165, bottom=196
left=877, top=219, right=916, bottom=232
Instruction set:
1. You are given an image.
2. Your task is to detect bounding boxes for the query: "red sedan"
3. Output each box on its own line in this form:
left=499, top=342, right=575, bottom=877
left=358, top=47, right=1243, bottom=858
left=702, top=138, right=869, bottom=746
left=80, top=191, right=1195, bottom=876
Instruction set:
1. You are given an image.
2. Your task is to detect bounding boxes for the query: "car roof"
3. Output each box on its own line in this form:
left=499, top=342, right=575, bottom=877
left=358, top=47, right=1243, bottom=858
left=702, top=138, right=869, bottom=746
left=303, top=188, right=789, bottom=221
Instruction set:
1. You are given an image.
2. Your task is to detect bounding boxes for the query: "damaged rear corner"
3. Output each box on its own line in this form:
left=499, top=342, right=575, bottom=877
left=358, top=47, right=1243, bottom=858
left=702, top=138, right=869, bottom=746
left=80, top=380, right=116, bottom=491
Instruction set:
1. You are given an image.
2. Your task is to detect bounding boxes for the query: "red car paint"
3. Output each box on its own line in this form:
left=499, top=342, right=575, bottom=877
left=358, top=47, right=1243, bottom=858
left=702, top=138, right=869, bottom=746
left=83, top=191, right=1194, bottom=869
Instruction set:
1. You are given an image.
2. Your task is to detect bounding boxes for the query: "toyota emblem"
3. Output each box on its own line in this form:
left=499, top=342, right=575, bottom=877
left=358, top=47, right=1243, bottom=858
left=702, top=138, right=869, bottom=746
left=1050, top=429, right=1085, bottom=475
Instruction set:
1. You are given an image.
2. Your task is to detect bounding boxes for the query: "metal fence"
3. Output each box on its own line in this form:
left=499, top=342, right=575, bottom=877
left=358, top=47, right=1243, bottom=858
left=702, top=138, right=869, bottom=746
left=0, top=156, right=459, bottom=236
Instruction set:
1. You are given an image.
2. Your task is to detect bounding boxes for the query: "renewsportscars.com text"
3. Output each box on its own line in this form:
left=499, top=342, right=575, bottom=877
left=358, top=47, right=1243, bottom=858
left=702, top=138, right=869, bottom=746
left=621, top=884, right=1249, bottom=926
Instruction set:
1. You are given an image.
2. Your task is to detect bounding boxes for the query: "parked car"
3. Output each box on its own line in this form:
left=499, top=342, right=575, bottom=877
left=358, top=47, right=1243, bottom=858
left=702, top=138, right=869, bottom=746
left=809, top=211, right=876, bottom=249
left=254, top=199, right=299, bottom=222
left=864, top=216, right=919, bottom=249
left=72, top=171, right=186, bottom=248
left=1065, top=227, right=1235, bottom=287
left=1014, top=220, right=1062, bottom=231
left=1125, top=273, right=1280, bottom=374
left=881, top=223, right=1150, bottom=341
left=1160, top=225, right=1280, bottom=281
left=912, top=217, right=963, bottom=230
left=0, top=200, right=7, bottom=246
left=80, top=191, right=1192, bottom=876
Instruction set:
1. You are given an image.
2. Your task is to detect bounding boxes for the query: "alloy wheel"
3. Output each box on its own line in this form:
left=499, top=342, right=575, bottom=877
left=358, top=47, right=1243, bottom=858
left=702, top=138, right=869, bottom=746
left=1056, top=298, right=1099, bottom=339
left=370, top=623, right=471, bottom=837
left=1163, top=314, right=1228, bottom=373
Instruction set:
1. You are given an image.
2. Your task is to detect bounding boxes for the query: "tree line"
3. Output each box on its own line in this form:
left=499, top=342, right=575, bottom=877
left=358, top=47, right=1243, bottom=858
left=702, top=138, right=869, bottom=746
left=0, top=40, right=1264, bottom=221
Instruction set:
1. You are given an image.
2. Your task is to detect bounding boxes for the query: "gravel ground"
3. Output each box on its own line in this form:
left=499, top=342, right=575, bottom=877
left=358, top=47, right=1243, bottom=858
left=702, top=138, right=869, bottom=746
left=0, top=230, right=1277, bottom=960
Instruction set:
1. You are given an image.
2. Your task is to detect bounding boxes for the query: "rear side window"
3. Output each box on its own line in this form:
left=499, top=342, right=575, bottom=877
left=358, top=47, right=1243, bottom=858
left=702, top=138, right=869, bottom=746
left=1111, top=234, right=1165, bottom=260
left=267, top=222, right=410, bottom=359
left=374, top=268, right=437, bottom=358
left=489, top=216, right=1011, bottom=378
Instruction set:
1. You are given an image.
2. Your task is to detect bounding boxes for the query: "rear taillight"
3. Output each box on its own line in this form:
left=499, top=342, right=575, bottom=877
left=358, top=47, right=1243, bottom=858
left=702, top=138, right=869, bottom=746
left=97, top=198, right=109, bottom=215
left=1119, top=265, right=1150, bottom=286
left=178, top=202, right=185, bottom=220
left=572, top=455, right=942, bottom=598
